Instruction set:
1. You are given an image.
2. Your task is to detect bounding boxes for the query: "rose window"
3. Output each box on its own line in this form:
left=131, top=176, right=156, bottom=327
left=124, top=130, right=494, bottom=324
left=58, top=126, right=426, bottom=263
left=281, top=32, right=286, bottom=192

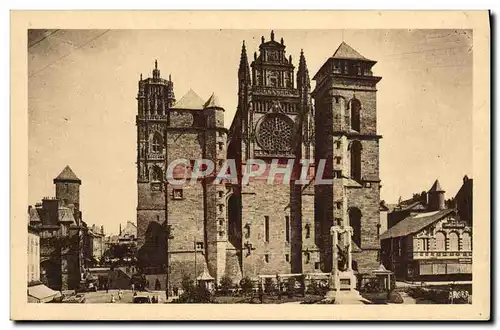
left=257, top=114, right=294, bottom=152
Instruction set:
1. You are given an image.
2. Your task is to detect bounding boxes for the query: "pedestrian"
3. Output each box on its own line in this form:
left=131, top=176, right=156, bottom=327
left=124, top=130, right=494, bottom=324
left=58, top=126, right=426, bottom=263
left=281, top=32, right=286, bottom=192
left=118, top=289, right=123, bottom=300
left=110, top=294, right=116, bottom=303
left=131, top=283, right=135, bottom=293
left=173, top=286, right=178, bottom=297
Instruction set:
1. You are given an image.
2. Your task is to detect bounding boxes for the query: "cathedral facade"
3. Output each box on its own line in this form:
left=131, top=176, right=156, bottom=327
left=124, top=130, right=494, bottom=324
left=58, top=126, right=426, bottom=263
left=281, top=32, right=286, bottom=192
left=136, top=32, right=383, bottom=287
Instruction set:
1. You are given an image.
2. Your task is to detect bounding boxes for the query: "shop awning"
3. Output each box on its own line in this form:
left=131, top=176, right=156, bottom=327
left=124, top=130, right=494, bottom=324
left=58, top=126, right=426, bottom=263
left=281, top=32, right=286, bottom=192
left=28, top=284, right=61, bottom=303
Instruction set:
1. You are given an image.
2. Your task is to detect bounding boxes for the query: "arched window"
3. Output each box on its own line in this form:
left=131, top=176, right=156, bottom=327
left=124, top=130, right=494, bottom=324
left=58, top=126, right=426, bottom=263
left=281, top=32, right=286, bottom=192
left=348, top=207, right=362, bottom=247
left=462, top=232, right=472, bottom=251
left=151, top=132, right=163, bottom=153
left=435, top=231, right=446, bottom=251
left=350, top=140, right=362, bottom=181
left=448, top=232, right=459, bottom=251
left=350, top=98, right=361, bottom=132
left=150, top=166, right=163, bottom=182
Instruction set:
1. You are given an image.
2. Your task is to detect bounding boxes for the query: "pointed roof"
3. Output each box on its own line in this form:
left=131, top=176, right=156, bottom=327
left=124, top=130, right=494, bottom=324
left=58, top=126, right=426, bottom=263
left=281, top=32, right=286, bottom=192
left=429, top=179, right=445, bottom=193
left=197, top=266, right=215, bottom=281
left=54, top=166, right=81, bottom=183
left=204, top=93, right=223, bottom=109
left=172, top=89, right=205, bottom=110
left=332, top=42, right=371, bottom=61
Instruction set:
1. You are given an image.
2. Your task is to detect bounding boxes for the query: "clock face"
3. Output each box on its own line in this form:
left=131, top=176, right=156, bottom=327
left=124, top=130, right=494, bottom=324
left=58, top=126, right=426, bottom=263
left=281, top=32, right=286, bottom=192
left=256, top=113, right=294, bottom=152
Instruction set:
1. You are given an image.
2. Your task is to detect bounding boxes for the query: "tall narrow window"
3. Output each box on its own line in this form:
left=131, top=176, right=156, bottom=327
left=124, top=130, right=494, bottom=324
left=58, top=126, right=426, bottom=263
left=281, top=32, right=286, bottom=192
left=350, top=98, right=361, bottom=132
left=350, top=140, right=362, bottom=181
left=151, top=133, right=162, bottom=153
left=285, top=254, right=290, bottom=263
left=151, top=166, right=163, bottom=182
left=435, top=232, right=446, bottom=251
left=305, top=223, right=311, bottom=239
left=348, top=207, right=362, bottom=247
left=218, top=142, right=224, bottom=151
left=462, top=232, right=472, bottom=251
left=265, top=216, right=270, bottom=242
left=448, top=232, right=459, bottom=251
left=285, top=216, right=290, bottom=243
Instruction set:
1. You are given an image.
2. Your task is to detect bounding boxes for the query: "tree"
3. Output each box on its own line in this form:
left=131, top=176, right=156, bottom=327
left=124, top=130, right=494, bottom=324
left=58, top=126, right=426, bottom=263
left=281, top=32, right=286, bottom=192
left=239, top=277, right=254, bottom=295
left=181, top=275, right=195, bottom=294
left=264, top=278, right=276, bottom=294
left=219, top=275, right=233, bottom=295
left=287, top=277, right=296, bottom=298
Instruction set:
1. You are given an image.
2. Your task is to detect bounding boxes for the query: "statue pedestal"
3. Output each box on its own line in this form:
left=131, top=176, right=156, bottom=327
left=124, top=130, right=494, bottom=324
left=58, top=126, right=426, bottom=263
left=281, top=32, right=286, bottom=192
left=324, top=271, right=362, bottom=303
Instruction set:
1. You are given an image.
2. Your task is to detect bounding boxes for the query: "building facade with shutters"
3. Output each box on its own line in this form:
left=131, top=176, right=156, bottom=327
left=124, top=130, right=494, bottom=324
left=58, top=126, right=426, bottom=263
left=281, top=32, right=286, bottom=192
left=136, top=32, right=383, bottom=287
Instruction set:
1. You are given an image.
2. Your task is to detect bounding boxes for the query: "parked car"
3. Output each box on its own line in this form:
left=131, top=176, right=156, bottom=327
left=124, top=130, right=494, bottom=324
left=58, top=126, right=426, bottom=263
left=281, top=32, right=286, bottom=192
left=133, top=294, right=151, bottom=304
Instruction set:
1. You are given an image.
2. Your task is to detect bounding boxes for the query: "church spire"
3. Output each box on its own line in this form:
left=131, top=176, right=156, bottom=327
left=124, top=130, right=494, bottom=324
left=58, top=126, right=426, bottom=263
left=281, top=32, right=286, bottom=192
left=153, top=59, right=160, bottom=79
left=297, top=49, right=310, bottom=90
left=238, top=40, right=250, bottom=83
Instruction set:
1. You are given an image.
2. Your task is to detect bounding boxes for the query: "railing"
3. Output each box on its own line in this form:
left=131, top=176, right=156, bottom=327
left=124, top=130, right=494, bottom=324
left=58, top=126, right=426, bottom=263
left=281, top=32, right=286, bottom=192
left=148, top=153, right=165, bottom=160
left=413, top=251, right=472, bottom=259
left=252, top=86, right=299, bottom=98
left=138, top=114, right=168, bottom=120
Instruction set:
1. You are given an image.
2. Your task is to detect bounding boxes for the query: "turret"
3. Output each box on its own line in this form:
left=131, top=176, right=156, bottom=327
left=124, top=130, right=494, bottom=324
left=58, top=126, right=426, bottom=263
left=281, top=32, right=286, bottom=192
left=428, top=179, right=446, bottom=211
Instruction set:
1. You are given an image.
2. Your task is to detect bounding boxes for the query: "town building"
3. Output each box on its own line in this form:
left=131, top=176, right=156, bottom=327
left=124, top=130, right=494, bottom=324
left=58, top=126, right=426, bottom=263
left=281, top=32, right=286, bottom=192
left=28, top=213, right=62, bottom=303
left=118, top=221, right=138, bottom=246
left=28, top=166, right=92, bottom=291
left=380, top=179, right=473, bottom=281
left=136, top=32, right=384, bottom=288
left=88, top=224, right=105, bottom=265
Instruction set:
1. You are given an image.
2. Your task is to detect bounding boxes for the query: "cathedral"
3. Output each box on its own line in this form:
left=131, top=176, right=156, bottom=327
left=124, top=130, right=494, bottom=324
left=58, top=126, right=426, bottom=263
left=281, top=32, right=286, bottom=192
left=136, top=31, right=383, bottom=287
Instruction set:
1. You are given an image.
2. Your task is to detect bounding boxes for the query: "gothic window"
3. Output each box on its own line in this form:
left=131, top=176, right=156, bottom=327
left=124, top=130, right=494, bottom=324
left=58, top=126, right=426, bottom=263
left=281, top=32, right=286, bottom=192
left=462, top=232, right=472, bottom=251
left=448, top=231, right=459, bottom=251
left=218, top=191, right=223, bottom=199
left=151, top=132, right=162, bottom=153
left=150, top=166, right=163, bottom=182
left=349, top=208, right=362, bottom=247
left=257, top=114, right=294, bottom=152
left=265, top=254, right=269, bottom=263
left=305, top=223, right=311, bottom=239
left=435, top=231, right=446, bottom=251
left=305, top=252, right=311, bottom=264
left=218, top=142, right=224, bottom=151
left=285, top=254, right=290, bottom=263
left=350, top=98, right=361, bottom=132
left=350, top=140, right=362, bottom=181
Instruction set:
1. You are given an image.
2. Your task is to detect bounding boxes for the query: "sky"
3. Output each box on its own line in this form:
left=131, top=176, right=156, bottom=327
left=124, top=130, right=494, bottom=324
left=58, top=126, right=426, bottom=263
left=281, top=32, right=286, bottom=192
left=28, top=29, right=473, bottom=235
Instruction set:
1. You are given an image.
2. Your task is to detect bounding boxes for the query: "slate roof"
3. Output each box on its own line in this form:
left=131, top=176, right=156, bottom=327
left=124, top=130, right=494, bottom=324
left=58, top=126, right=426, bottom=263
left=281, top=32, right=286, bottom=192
left=332, top=42, right=371, bottom=61
left=58, top=206, right=76, bottom=224
left=380, top=209, right=454, bottom=240
left=429, top=179, right=445, bottom=192
left=54, top=166, right=80, bottom=183
left=171, top=89, right=205, bottom=110
left=204, top=93, right=223, bottom=109
left=28, top=207, right=42, bottom=222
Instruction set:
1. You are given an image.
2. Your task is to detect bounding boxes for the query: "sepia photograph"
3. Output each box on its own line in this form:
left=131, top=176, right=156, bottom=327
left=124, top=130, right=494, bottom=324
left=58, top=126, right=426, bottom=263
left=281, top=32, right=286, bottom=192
left=11, top=10, right=490, bottom=320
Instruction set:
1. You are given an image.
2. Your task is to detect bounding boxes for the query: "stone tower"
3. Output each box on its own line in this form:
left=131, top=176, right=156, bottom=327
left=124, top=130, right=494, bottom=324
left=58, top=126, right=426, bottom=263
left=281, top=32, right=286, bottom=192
left=136, top=60, right=175, bottom=269
left=428, top=179, right=446, bottom=211
left=227, top=31, right=315, bottom=278
left=54, top=165, right=82, bottom=222
left=312, top=42, right=382, bottom=273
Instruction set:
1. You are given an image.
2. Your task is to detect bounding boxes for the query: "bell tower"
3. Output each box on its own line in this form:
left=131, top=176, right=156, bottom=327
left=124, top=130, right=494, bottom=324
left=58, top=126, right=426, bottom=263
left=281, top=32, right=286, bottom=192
left=312, top=42, right=382, bottom=273
left=136, top=60, right=175, bottom=253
